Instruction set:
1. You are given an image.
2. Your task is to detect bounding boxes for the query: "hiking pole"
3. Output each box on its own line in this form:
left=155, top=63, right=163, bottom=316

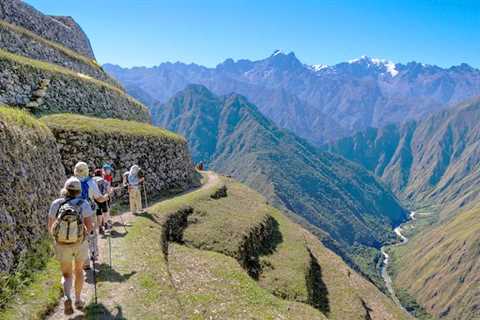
left=108, top=232, right=112, bottom=268
left=90, top=252, right=98, bottom=305
left=143, top=181, right=149, bottom=209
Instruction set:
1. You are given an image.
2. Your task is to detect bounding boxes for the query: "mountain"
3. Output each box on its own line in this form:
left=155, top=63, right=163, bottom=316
left=326, top=96, right=480, bottom=218
left=326, top=97, right=480, bottom=319
left=390, top=204, right=480, bottom=320
left=104, top=52, right=480, bottom=145
left=153, top=84, right=408, bottom=284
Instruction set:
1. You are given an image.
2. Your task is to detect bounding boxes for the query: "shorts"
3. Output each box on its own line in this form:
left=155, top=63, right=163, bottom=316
left=54, top=240, right=88, bottom=263
left=95, top=201, right=108, bottom=216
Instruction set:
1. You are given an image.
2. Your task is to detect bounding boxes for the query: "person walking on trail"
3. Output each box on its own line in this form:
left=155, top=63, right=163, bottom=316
left=73, top=162, right=109, bottom=267
left=125, top=165, right=144, bottom=214
left=93, top=169, right=111, bottom=235
left=102, top=164, right=114, bottom=230
left=48, top=177, right=94, bottom=315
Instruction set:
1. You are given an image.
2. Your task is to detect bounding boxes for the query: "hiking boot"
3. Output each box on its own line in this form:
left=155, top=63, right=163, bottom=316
left=75, top=299, right=85, bottom=310
left=64, top=298, right=74, bottom=315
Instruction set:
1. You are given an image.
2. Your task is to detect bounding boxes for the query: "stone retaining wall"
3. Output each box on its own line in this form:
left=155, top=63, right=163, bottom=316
left=0, top=21, right=120, bottom=87
left=0, top=54, right=150, bottom=122
left=45, top=117, right=197, bottom=199
left=0, top=108, right=64, bottom=273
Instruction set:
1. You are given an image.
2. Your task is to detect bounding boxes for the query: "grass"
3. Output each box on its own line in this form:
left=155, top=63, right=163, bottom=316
left=11, top=174, right=409, bottom=319
left=41, top=113, right=185, bottom=141
left=0, top=238, right=61, bottom=320
left=0, top=20, right=109, bottom=77
left=389, top=205, right=480, bottom=320
left=0, top=48, right=144, bottom=111
left=0, top=104, right=50, bottom=135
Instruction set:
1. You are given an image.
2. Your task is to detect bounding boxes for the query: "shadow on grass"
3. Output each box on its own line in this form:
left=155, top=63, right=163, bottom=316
left=84, top=303, right=126, bottom=320
left=85, top=264, right=136, bottom=284
left=306, top=248, right=330, bottom=316
left=134, top=211, right=160, bottom=225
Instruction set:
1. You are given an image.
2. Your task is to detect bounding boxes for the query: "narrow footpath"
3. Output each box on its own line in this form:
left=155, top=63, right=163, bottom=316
left=44, top=172, right=219, bottom=320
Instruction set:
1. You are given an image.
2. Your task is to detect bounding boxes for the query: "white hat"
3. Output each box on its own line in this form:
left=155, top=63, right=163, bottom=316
left=74, top=161, right=89, bottom=177
left=64, top=177, right=81, bottom=191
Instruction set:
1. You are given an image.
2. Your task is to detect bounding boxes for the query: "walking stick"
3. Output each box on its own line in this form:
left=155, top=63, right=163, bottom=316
left=143, top=181, right=149, bottom=209
left=108, top=232, right=112, bottom=268
left=91, top=253, right=98, bottom=304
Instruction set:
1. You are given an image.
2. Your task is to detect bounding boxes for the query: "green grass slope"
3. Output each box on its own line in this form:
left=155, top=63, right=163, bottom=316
left=389, top=205, right=480, bottom=320
left=41, top=113, right=183, bottom=141
left=152, top=84, right=408, bottom=286
left=89, top=173, right=409, bottom=319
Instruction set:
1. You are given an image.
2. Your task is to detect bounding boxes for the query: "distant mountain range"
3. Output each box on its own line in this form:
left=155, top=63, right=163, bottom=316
left=326, top=97, right=480, bottom=218
left=153, top=84, right=407, bottom=285
left=326, top=97, right=480, bottom=319
left=104, top=51, right=480, bottom=145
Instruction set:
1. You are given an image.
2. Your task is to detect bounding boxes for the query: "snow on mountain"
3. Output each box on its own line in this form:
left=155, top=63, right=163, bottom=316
left=310, top=64, right=329, bottom=72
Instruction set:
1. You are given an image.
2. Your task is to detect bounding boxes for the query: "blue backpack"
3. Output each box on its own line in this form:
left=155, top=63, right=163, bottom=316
left=80, top=177, right=92, bottom=201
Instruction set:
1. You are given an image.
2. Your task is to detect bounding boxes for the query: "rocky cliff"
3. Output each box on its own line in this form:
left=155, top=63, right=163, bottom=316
left=42, top=114, right=197, bottom=198
left=0, top=0, right=95, bottom=58
left=0, top=106, right=64, bottom=274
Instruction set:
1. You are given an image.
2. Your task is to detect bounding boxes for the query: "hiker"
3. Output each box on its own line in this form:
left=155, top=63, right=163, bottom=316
left=48, top=177, right=94, bottom=315
left=102, top=164, right=114, bottom=230
left=93, top=169, right=111, bottom=234
left=73, top=162, right=109, bottom=266
left=125, top=165, right=145, bottom=214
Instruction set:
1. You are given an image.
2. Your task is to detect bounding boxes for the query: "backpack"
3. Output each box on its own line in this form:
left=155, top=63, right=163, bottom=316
left=80, top=177, right=91, bottom=201
left=53, top=198, right=85, bottom=244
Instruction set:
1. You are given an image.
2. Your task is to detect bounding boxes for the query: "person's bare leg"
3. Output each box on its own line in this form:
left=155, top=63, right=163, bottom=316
left=60, top=261, right=73, bottom=299
left=74, top=259, right=85, bottom=306
left=60, top=261, right=74, bottom=314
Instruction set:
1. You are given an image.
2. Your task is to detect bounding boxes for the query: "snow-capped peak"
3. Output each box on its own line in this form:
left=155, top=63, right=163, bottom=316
left=348, top=56, right=399, bottom=77
left=271, top=49, right=284, bottom=57
left=311, top=64, right=329, bottom=72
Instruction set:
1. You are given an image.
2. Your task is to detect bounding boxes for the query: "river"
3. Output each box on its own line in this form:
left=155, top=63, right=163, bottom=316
left=380, top=211, right=416, bottom=310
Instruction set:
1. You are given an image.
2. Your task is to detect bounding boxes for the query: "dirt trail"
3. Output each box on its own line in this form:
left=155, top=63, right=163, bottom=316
left=44, top=171, right=218, bottom=320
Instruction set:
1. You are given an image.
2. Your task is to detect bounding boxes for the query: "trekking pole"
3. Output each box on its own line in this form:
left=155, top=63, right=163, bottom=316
left=90, top=253, right=98, bottom=304
left=143, top=181, right=149, bottom=209
left=108, top=232, right=112, bottom=268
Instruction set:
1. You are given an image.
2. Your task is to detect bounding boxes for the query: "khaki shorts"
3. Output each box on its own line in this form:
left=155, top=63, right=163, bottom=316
left=54, top=240, right=88, bottom=263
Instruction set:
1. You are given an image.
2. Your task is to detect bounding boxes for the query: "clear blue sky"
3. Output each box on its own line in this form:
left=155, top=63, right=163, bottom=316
left=28, top=0, right=480, bottom=68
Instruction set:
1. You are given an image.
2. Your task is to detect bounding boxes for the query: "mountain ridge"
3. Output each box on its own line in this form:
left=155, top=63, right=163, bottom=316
left=104, top=51, right=480, bottom=145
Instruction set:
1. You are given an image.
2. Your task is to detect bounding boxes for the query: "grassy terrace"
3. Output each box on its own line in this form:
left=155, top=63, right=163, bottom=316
left=0, top=48, right=144, bottom=111
left=0, top=20, right=105, bottom=75
left=41, top=114, right=184, bottom=142
left=0, top=104, right=50, bottom=135
left=89, top=175, right=326, bottom=319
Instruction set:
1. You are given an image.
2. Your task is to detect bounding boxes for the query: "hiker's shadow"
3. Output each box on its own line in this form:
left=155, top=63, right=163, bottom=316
left=83, top=303, right=126, bottom=320
left=103, top=229, right=128, bottom=239
left=85, top=264, right=136, bottom=284
left=134, top=211, right=160, bottom=225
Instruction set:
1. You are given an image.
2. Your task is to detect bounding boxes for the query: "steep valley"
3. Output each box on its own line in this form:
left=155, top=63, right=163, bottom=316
left=0, top=1, right=414, bottom=319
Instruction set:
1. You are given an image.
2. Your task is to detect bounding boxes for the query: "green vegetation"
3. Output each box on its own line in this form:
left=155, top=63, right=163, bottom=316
left=389, top=205, right=480, bottom=319
left=0, top=48, right=143, bottom=109
left=396, top=289, right=433, bottom=320
left=41, top=113, right=184, bottom=141
left=0, top=237, right=61, bottom=319
left=154, top=84, right=407, bottom=285
left=0, top=20, right=108, bottom=76
left=0, top=104, right=50, bottom=135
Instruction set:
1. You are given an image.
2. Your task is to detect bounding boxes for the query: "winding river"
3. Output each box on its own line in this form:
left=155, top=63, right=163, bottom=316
left=380, top=211, right=416, bottom=309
